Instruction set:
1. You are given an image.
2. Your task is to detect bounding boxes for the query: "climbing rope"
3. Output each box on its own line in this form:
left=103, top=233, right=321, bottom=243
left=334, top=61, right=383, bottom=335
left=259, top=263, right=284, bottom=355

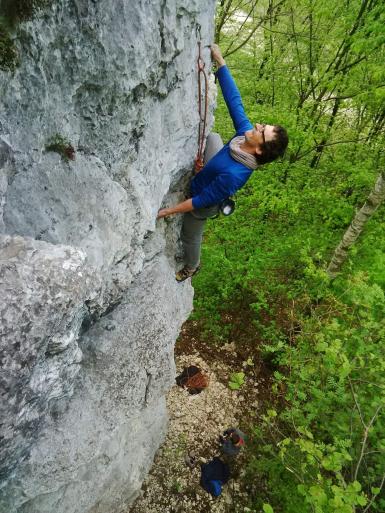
left=195, top=37, right=209, bottom=173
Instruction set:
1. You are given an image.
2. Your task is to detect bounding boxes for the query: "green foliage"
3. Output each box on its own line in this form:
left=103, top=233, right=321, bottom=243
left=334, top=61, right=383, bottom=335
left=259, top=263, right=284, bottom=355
left=193, top=0, right=385, bottom=511
left=171, top=479, right=183, bottom=494
left=45, top=134, right=75, bottom=162
left=228, top=371, right=246, bottom=390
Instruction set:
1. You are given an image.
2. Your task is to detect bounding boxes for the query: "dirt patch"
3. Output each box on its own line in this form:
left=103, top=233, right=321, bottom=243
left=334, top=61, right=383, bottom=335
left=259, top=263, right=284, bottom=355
left=129, top=320, right=273, bottom=513
left=177, top=318, right=276, bottom=401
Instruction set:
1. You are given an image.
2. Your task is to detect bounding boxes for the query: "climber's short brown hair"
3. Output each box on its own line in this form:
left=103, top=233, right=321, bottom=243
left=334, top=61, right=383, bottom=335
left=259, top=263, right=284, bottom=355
left=257, top=125, right=289, bottom=165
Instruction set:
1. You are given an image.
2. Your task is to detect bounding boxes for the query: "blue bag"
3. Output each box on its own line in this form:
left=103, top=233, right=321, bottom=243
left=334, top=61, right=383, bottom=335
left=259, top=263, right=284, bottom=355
left=200, top=457, right=230, bottom=497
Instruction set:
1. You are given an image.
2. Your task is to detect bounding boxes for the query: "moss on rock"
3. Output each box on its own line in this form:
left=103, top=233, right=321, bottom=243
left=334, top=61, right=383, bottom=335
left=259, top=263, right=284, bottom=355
left=1, top=0, right=52, bottom=23
left=0, top=21, right=19, bottom=71
left=0, top=0, right=52, bottom=72
left=45, top=134, right=76, bottom=162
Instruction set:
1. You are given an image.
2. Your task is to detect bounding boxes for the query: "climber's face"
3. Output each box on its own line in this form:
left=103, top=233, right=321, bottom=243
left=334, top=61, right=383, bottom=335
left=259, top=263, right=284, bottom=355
left=244, top=123, right=276, bottom=154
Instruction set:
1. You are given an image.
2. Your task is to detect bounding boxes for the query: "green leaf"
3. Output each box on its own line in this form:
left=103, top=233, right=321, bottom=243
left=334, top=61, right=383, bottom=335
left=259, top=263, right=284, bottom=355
left=228, top=372, right=245, bottom=390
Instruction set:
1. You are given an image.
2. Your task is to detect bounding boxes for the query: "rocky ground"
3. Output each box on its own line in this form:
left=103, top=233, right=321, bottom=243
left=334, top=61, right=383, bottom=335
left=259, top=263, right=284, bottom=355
left=129, top=320, right=271, bottom=513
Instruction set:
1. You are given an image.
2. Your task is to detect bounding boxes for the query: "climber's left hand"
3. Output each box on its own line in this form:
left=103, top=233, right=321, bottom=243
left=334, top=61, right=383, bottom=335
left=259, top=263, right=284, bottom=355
left=157, top=199, right=193, bottom=219
left=157, top=208, right=173, bottom=219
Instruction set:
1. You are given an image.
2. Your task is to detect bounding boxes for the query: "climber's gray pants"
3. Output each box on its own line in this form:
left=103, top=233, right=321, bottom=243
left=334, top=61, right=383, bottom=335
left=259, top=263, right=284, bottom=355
left=182, top=133, right=224, bottom=269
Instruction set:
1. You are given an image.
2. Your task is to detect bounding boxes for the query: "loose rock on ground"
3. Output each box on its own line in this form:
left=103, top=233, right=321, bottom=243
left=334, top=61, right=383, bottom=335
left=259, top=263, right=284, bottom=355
left=130, top=340, right=262, bottom=513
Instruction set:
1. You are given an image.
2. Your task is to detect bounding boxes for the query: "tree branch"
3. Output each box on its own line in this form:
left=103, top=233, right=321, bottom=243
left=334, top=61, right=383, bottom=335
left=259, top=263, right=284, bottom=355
left=321, top=84, right=385, bottom=101
left=349, top=378, right=366, bottom=429
left=295, top=137, right=368, bottom=161
left=223, top=0, right=287, bottom=58
left=354, top=405, right=382, bottom=481
left=363, top=469, right=385, bottom=513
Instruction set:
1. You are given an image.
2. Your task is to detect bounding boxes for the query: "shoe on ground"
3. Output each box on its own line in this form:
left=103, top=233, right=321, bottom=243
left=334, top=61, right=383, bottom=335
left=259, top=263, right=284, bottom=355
left=175, top=265, right=201, bottom=282
left=184, top=453, right=197, bottom=469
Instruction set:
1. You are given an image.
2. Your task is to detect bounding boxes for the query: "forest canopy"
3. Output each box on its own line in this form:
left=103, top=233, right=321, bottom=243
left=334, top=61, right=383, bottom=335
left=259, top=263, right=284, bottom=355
left=193, top=1, right=385, bottom=511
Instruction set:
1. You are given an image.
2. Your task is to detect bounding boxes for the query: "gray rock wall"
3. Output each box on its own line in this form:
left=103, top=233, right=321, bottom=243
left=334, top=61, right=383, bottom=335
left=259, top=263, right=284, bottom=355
left=0, top=1, right=215, bottom=511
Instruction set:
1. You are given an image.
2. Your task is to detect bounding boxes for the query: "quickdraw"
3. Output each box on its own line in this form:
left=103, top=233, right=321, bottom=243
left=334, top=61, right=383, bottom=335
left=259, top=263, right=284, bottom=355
left=195, top=35, right=209, bottom=173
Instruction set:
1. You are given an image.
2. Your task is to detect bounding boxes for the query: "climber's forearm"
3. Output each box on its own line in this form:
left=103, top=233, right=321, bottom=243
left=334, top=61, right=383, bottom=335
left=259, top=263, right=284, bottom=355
left=157, top=199, right=193, bottom=218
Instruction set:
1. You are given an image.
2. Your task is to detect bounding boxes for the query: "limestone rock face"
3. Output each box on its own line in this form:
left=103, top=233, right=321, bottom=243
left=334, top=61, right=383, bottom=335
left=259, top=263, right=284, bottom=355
left=0, top=1, right=215, bottom=511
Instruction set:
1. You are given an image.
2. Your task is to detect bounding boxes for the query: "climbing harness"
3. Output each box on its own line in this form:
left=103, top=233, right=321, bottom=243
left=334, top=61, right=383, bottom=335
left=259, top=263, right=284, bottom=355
left=195, top=30, right=209, bottom=173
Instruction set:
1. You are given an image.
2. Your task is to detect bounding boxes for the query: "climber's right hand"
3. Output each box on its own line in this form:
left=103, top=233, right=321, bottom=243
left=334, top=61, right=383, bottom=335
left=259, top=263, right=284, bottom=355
left=210, top=44, right=226, bottom=67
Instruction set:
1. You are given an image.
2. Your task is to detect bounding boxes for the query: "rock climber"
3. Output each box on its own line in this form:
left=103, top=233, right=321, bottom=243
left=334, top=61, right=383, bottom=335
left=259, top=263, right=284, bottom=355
left=157, top=44, right=289, bottom=282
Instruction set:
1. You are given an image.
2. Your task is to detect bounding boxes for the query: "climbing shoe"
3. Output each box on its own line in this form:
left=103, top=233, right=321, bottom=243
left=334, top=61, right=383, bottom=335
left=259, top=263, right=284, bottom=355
left=175, top=265, right=201, bottom=282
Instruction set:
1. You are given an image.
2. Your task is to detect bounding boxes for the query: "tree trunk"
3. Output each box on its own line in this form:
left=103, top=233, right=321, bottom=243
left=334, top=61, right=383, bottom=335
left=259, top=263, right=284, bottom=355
left=327, top=171, right=385, bottom=278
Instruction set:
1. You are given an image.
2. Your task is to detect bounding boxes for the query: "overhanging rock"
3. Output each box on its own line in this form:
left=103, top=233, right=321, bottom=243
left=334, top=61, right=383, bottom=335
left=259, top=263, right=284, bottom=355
left=0, top=0, right=215, bottom=511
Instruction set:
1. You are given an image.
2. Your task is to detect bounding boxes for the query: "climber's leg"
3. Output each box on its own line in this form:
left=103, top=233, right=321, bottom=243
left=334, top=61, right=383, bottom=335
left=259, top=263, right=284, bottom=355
left=204, top=132, right=224, bottom=162
left=176, top=133, right=223, bottom=281
left=176, top=133, right=224, bottom=282
left=180, top=212, right=206, bottom=270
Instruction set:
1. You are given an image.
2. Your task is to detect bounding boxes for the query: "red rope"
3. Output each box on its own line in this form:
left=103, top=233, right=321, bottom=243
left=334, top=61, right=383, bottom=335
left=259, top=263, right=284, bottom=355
left=195, top=41, right=209, bottom=173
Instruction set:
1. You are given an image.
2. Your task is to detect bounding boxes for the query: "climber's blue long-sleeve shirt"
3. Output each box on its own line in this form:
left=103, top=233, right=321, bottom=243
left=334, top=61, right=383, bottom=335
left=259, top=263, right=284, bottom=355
left=190, top=65, right=254, bottom=209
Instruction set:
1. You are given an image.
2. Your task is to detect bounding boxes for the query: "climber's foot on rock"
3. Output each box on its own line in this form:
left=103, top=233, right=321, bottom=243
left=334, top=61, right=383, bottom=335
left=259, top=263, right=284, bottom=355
left=176, top=265, right=200, bottom=282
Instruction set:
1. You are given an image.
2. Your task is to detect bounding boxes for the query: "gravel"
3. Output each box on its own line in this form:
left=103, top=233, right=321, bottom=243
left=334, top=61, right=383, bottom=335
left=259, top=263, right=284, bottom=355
left=129, top=351, right=260, bottom=513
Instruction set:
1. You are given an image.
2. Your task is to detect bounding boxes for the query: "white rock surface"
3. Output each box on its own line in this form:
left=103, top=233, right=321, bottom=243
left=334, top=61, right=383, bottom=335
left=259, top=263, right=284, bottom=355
left=0, top=1, right=215, bottom=511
